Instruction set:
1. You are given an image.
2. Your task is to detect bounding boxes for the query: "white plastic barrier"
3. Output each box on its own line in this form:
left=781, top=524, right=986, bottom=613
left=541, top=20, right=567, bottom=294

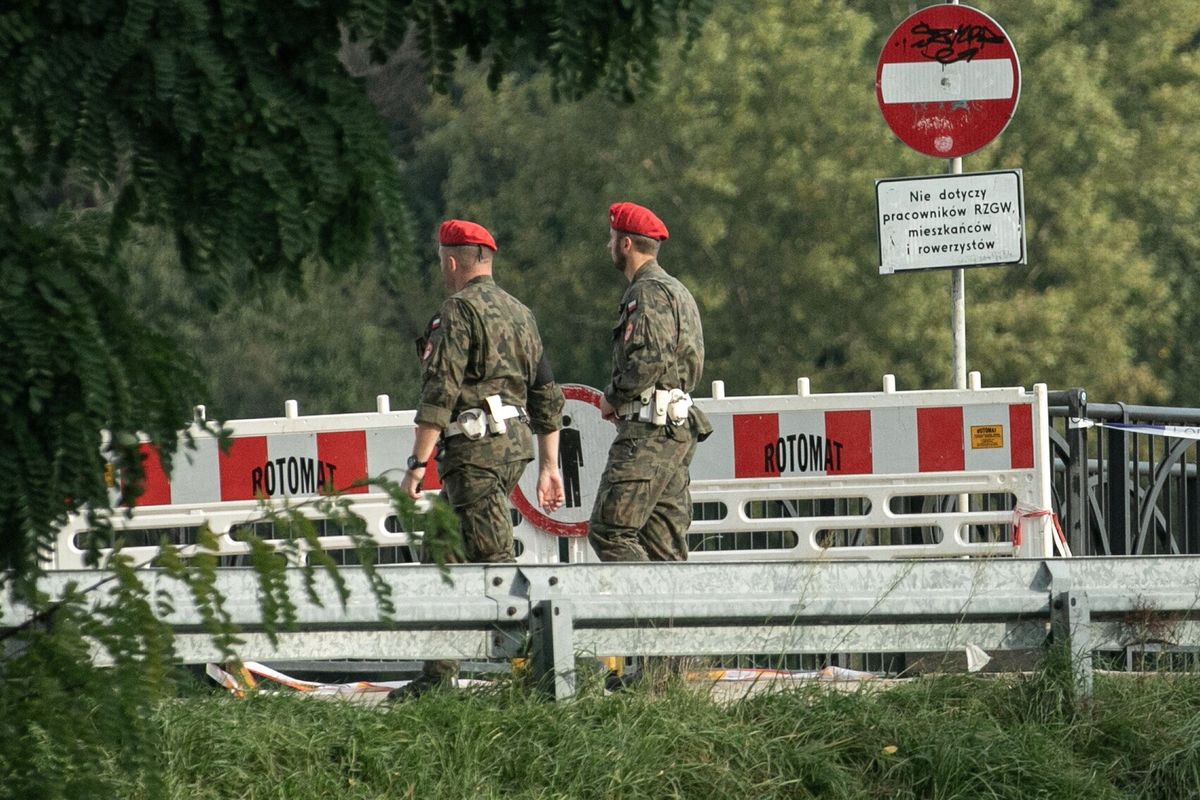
left=52, top=375, right=1054, bottom=569
left=685, top=376, right=1053, bottom=560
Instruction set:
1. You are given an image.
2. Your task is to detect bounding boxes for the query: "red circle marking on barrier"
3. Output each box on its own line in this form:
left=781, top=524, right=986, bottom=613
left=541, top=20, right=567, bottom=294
left=510, top=384, right=604, bottom=537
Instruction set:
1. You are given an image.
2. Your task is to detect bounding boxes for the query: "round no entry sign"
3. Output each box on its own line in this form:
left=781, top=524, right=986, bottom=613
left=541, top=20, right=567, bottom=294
left=876, top=4, right=1020, bottom=159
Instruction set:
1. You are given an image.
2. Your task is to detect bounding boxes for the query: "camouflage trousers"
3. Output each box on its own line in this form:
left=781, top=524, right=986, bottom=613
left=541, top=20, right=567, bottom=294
left=440, top=459, right=527, bottom=563
left=422, top=458, right=526, bottom=682
left=588, top=421, right=699, bottom=562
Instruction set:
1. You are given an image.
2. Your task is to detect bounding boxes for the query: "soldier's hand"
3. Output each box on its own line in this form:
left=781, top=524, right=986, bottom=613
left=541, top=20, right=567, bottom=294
left=599, top=396, right=618, bottom=424
left=537, top=467, right=565, bottom=513
left=400, top=468, right=424, bottom=500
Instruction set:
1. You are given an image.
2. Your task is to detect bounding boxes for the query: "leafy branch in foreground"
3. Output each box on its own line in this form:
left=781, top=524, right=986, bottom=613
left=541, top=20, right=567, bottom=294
left=0, top=221, right=204, bottom=599
left=0, top=552, right=178, bottom=799
left=0, top=476, right=463, bottom=795
left=147, top=474, right=463, bottom=658
left=160, top=476, right=463, bottom=655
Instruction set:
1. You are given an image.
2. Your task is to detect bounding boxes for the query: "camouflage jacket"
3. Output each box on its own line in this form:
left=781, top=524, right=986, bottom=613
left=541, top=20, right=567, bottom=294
left=415, top=275, right=563, bottom=471
left=605, top=260, right=711, bottom=438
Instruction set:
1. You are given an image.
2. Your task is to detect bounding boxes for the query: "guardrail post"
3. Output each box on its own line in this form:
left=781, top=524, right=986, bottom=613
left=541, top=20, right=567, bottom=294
left=529, top=599, right=576, bottom=701
left=1051, top=588, right=1093, bottom=699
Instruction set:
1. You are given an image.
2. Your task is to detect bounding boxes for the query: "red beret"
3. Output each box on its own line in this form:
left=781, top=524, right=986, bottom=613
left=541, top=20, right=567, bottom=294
left=609, top=202, right=669, bottom=241
left=439, top=219, right=497, bottom=251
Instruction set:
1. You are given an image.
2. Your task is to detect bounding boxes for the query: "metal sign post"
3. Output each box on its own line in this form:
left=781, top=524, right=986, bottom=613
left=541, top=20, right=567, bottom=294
left=951, top=156, right=966, bottom=389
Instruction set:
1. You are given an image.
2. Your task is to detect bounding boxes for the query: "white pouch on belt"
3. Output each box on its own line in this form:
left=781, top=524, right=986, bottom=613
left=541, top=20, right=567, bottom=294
left=456, top=408, right=489, bottom=440
left=652, top=389, right=670, bottom=426
left=666, top=389, right=692, bottom=425
left=485, top=394, right=521, bottom=434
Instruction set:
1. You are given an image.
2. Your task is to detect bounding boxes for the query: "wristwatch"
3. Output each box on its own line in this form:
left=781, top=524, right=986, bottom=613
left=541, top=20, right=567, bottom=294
left=406, top=455, right=425, bottom=471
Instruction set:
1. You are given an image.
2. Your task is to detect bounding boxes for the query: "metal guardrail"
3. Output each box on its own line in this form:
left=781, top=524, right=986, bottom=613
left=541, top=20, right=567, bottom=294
left=1048, top=389, right=1200, bottom=556
left=7, top=558, right=1199, bottom=700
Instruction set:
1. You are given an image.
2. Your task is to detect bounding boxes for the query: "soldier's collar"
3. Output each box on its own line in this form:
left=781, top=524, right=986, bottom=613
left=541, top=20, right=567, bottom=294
left=629, top=260, right=663, bottom=284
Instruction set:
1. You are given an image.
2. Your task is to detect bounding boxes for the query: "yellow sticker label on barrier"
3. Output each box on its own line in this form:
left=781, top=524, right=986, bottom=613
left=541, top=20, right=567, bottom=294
left=970, top=425, right=1004, bottom=449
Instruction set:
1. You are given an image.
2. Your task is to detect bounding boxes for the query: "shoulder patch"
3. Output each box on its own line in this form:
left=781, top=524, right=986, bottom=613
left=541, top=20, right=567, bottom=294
left=625, top=300, right=638, bottom=314
left=429, top=315, right=441, bottom=330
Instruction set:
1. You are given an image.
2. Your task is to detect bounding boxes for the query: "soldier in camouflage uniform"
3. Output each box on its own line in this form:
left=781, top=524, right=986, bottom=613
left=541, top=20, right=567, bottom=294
left=390, top=219, right=564, bottom=700
left=589, top=202, right=712, bottom=563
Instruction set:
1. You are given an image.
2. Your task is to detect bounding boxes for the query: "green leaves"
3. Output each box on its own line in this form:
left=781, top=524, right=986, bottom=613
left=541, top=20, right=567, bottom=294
left=0, top=222, right=203, bottom=590
left=5, top=2, right=406, bottom=294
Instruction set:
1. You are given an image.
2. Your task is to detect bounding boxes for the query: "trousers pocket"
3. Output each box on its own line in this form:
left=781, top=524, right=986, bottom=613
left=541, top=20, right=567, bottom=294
left=603, top=434, right=656, bottom=482
left=598, top=478, right=652, bottom=531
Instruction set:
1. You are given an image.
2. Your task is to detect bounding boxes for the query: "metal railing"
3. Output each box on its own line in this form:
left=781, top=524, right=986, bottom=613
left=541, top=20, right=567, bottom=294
left=1048, top=390, right=1200, bottom=556
left=7, top=558, right=1200, bottom=700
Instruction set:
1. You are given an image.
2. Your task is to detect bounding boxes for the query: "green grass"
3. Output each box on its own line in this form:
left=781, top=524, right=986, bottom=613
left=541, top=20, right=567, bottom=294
left=93, top=668, right=1200, bottom=799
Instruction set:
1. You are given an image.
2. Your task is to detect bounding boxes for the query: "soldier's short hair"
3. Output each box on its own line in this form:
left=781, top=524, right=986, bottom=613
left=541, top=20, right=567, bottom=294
left=441, top=244, right=493, bottom=268
left=618, top=230, right=660, bottom=256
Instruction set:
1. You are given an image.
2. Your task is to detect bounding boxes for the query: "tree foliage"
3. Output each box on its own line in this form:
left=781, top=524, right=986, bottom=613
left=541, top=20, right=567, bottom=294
left=1088, top=0, right=1200, bottom=402
left=1, top=0, right=711, bottom=587
left=121, top=226, right=432, bottom=419
left=0, top=218, right=204, bottom=592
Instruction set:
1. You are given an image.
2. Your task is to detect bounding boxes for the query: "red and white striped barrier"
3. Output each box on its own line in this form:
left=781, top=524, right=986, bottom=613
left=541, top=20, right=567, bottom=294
left=54, top=375, right=1053, bottom=569
left=127, top=406, right=441, bottom=507
left=686, top=376, right=1051, bottom=561
left=694, top=397, right=1034, bottom=479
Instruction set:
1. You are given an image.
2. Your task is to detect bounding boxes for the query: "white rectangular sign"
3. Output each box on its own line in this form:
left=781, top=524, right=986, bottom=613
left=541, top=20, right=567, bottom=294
left=876, top=170, right=1025, bottom=274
